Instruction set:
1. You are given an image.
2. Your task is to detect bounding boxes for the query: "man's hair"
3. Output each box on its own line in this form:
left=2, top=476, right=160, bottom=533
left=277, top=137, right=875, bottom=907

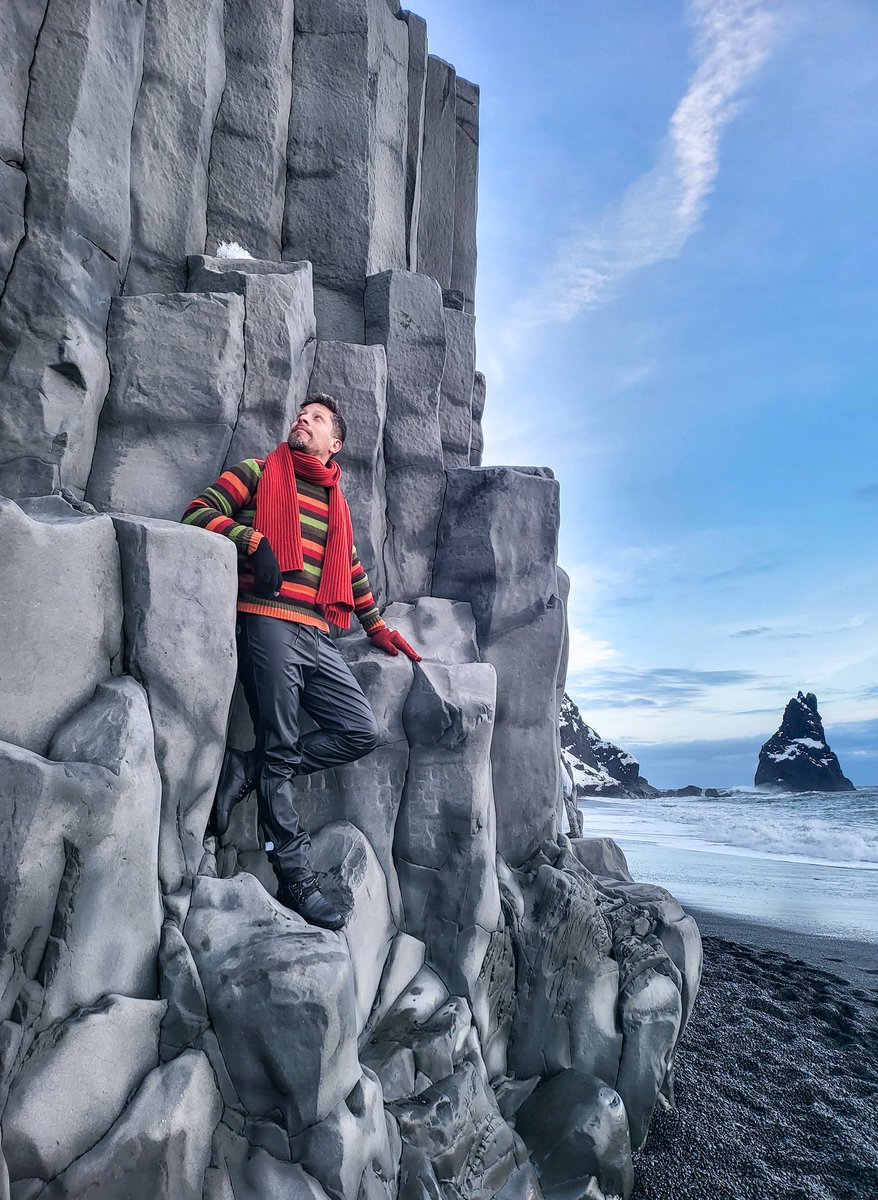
left=300, top=393, right=346, bottom=445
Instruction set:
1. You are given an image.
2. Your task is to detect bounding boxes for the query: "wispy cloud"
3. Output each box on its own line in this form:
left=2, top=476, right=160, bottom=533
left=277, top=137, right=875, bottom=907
left=501, top=0, right=780, bottom=339
left=854, top=483, right=878, bottom=502
left=568, top=665, right=767, bottom=710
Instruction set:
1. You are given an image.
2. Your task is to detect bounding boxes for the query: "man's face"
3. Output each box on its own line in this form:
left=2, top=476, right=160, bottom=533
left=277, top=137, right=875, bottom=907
left=287, top=404, right=343, bottom=464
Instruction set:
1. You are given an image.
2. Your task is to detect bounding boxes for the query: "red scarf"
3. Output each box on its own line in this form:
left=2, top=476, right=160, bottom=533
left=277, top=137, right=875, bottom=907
left=254, top=443, right=355, bottom=628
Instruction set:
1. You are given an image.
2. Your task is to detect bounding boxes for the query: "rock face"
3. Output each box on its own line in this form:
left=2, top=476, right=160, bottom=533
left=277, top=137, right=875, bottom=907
left=755, top=692, right=855, bottom=792
left=0, top=6, right=702, bottom=1200
left=560, top=693, right=653, bottom=798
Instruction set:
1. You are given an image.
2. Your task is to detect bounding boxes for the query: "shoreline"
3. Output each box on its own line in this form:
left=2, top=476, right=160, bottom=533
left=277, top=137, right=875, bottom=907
left=631, top=908, right=878, bottom=1200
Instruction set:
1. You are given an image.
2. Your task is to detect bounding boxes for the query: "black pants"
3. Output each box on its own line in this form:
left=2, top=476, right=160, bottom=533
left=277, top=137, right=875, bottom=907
left=235, top=613, right=379, bottom=880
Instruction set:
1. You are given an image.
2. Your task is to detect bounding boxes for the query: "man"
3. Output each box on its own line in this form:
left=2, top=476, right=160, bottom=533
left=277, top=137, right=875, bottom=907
left=182, top=394, right=420, bottom=931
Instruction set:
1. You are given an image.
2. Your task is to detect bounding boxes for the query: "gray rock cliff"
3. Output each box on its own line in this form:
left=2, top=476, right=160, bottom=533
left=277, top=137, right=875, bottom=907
left=0, top=5, right=702, bottom=1199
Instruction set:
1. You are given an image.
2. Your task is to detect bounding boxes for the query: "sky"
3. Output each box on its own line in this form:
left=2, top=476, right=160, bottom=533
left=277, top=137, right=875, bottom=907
left=410, top=0, right=878, bottom=788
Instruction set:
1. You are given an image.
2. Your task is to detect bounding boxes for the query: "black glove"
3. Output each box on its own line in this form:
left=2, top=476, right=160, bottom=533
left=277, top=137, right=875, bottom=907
left=250, top=538, right=283, bottom=597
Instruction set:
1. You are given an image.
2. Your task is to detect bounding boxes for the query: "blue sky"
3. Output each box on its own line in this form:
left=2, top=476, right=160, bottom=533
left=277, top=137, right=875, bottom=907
left=411, top=0, right=878, bottom=787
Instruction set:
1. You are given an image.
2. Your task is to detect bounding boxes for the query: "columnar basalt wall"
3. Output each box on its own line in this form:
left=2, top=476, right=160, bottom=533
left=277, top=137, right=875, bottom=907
left=0, top=4, right=701, bottom=1199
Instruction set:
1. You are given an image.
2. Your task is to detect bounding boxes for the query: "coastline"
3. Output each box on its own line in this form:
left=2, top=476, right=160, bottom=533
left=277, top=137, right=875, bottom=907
left=633, top=908, right=878, bottom=1200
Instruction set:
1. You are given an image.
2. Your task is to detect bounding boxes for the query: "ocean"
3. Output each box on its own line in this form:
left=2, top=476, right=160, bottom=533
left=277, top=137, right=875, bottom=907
left=578, top=785, right=878, bottom=945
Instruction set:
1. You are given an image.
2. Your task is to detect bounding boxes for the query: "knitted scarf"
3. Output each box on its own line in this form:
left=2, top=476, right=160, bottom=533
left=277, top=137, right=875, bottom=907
left=254, top=442, right=355, bottom=628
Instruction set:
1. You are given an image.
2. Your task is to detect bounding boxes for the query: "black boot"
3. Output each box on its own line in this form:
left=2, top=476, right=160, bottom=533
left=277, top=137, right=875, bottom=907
left=213, top=747, right=255, bottom=837
left=276, top=875, right=345, bottom=931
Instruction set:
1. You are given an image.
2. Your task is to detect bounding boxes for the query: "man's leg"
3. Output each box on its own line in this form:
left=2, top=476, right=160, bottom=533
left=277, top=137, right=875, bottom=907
left=235, top=613, right=315, bottom=881
left=296, top=631, right=380, bottom=774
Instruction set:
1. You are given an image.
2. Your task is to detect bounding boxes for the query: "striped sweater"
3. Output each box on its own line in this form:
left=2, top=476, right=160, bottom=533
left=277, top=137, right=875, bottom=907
left=182, top=458, right=386, bottom=634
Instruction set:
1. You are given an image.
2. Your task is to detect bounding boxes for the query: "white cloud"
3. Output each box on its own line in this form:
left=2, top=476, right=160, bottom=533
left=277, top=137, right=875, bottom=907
left=500, top=0, right=780, bottom=340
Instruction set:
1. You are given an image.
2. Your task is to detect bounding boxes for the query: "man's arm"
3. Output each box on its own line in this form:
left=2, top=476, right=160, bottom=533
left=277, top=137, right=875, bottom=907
left=351, top=546, right=386, bottom=634
left=181, top=459, right=264, bottom=556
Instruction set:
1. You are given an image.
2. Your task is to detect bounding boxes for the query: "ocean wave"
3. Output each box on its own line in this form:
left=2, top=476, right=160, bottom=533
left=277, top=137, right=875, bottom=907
left=677, top=811, right=878, bottom=867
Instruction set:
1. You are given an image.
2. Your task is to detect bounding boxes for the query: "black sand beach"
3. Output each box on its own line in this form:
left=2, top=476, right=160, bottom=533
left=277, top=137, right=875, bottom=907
left=632, top=910, right=878, bottom=1200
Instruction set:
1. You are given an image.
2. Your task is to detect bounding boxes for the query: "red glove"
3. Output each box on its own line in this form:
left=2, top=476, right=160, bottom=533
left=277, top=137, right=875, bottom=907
left=369, top=626, right=422, bottom=661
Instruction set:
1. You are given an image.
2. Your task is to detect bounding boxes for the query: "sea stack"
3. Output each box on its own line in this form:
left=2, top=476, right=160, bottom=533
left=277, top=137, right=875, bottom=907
left=755, top=692, right=855, bottom=792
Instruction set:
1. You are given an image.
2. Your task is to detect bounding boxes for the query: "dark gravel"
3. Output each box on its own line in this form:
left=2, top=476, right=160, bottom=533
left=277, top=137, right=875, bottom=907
left=632, top=934, right=878, bottom=1200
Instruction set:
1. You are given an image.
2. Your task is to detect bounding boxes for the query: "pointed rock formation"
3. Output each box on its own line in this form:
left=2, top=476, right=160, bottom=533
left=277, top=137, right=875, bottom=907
left=756, top=691, right=855, bottom=792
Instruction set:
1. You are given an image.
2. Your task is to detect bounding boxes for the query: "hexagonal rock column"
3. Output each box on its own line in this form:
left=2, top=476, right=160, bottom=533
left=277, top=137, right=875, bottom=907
left=0, top=497, right=122, bottom=757
left=0, top=0, right=147, bottom=499
left=439, top=304, right=476, bottom=468
left=112, top=516, right=238, bottom=894
left=401, top=12, right=427, bottom=270
left=470, top=371, right=486, bottom=466
left=3, top=996, right=165, bottom=1184
left=124, top=0, right=226, bottom=295
left=0, top=679, right=162, bottom=1038
left=85, top=291, right=245, bottom=520
left=0, top=162, right=25, bottom=290
left=396, top=659, right=501, bottom=1038
left=205, top=0, right=295, bottom=260
left=433, top=466, right=566, bottom=864
left=451, top=79, right=479, bottom=315
left=37, top=1050, right=222, bottom=1200
left=187, top=255, right=317, bottom=468
left=0, top=1, right=49, bottom=167
left=365, top=269, right=446, bottom=602
left=308, top=339, right=388, bottom=600
left=184, top=873, right=360, bottom=1136
left=416, top=56, right=457, bottom=290
left=284, top=0, right=408, bottom=341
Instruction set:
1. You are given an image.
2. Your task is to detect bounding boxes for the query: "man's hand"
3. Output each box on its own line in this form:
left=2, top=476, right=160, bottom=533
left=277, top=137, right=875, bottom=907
left=369, top=626, right=422, bottom=661
left=250, top=538, right=283, bottom=597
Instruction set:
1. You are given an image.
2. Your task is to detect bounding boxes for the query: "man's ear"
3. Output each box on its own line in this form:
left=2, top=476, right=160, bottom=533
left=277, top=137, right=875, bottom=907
left=330, top=438, right=343, bottom=457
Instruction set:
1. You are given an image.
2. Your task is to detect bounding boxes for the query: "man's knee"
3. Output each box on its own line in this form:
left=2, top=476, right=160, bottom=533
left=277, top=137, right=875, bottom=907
left=345, top=712, right=380, bottom=759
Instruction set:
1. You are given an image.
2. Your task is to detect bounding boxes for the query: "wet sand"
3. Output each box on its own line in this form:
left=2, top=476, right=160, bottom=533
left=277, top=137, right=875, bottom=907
left=632, top=910, right=878, bottom=1200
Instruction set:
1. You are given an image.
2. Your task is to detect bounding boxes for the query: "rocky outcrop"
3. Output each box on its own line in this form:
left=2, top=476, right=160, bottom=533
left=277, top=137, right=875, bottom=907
left=756, top=691, right=855, bottom=792
left=560, top=693, right=659, bottom=798
left=0, top=5, right=702, bottom=1199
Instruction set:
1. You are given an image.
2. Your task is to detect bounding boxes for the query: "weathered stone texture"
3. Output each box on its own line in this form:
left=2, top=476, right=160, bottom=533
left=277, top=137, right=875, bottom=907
left=0, top=1, right=50, bottom=165
left=439, top=306, right=475, bottom=468
left=433, top=467, right=565, bottom=864
left=188, top=255, right=317, bottom=467
left=112, top=515, right=238, bottom=893
left=416, top=57, right=457, bottom=289
left=206, top=0, right=295, bottom=260
left=451, top=78, right=479, bottom=314
left=0, top=162, right=25, bottom=291
left=308, top=339, right=388, bottom=598
left=365, top=269, right=446, bottom=601
left=0, top=497, right=121, bottom=756
left=86, top=291, right=245, bottom=519
left=125, top=0, right=226, bottom=295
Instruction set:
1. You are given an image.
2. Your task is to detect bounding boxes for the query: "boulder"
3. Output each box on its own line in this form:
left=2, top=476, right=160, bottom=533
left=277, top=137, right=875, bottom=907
left=184, top=873, right=359, bottom=1135
left=401, top=12, right=428, bottom=269
left=514, top=1069, right=633, bottom=1200
left=569, top=837, right=634, bottom=884
left=288, top=1068, right=399, bottom=1200
left=439, top=307, right=475, bottom=468
left=469, top=371, right=486, bottom=466
left=362, top=931, right=427, bottom=1038
left=3, top=994, right=165, bottom=1182
left=38, top=1050, right=221, bottom=1200
left=205, top=0, right=296, bottom=260
left=364, top=991, right=485, bottom=1100
left=310, top=822, right=397, bottom=1036
left=85, top=291, right=246, bottom=520
left=112, top=515, right=238, bottom=893
left=451, top=79, right=479, bottom=315
left=416, top=57, right=457, bottom=289
left=187, top=256, right=317, bottom=467
left=0, top=0, right=146, bottom=497
left=0, top=497, right=121, bottom=756
left=755, top=691, right=855, bottom=792
left=365, top=270, right=446, bottom=601
left=433, top=467, right=565, bottom=864
left=308, top=339, right=388, bottom=599
left=124, top=0, right=226, bottom=295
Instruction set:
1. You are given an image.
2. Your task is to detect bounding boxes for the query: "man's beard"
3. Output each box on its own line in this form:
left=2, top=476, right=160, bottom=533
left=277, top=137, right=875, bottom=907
left=287, top=431, right=311, bottom=452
